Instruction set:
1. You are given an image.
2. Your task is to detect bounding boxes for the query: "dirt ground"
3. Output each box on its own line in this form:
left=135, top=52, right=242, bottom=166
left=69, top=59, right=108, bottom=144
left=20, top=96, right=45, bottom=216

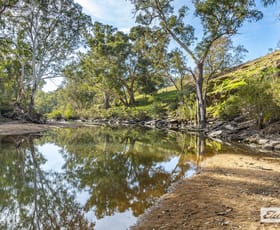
left=131, top=152, right=280, bottom=230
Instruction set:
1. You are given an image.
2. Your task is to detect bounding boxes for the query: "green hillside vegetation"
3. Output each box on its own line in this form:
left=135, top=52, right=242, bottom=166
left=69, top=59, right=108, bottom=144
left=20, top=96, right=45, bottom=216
left=37, top=50, right=280, bottom=130
left=208, top=50, right=280, bottom=128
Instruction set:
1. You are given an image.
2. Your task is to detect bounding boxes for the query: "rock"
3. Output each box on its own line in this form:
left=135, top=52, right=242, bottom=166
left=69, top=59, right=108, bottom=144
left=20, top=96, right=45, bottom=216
left=257, top=139, right=269, bottom=145
left=224, top=124, right=236, bottom=131
left=269, top=141, right=280, bottom=147
left=244, top=135, right=259, bottom=144
left=211, top=121, right=224, bottom=130
left=228, top=134, right=244, bottom=142
left=249, top=143, right=258, bottom=148
left=263, top=143, right=274, bottom=150
left=233, top=115, right=246, bottom=123
left=122, top=120, right=137, bottom=125
left=168, top=123, right=179, bottom=129
left=156, top=121, right=167, bottom=128
left=208, top=130, right=223, bottom=138
left=274, top=144, right=280, bottom=151
left=144, top=120, right=157, bottom=128
left=237, top=120, right=254, bottom=130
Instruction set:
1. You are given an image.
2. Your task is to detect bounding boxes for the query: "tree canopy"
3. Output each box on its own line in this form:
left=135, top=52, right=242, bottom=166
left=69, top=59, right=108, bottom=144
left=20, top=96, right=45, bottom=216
left=0, top=0, right=91, bottom=119
left=129, top=0, right=263, bottom=128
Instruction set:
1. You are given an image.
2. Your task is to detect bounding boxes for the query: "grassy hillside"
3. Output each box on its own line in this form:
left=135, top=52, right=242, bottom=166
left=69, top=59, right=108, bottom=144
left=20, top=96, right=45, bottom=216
left=208, top=50, right=280, bottom=125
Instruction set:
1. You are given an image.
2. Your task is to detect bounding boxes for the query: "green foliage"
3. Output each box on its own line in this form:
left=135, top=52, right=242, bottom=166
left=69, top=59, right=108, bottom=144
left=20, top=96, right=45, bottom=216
left=209, top=55, right=280, bottom=124
left=212, top=95, right=242, bottom=121
left=153, top=90, right=178, bottom=103
left=0, top=0, right=91, bottom=117
left=174, top=93, right=197, bottom=121
left=238, top=76, right=280, bottom=124
left=271, top=78, right=280, bottom=106
left=47, top=109, right=63, bottom=120
left=80, top=22, right=169, bottom=109
left=64, top=104, right=77, bottom=120
left=149, top=101, right=166, bottom=119
left=35, top=91, right=58, bottom=114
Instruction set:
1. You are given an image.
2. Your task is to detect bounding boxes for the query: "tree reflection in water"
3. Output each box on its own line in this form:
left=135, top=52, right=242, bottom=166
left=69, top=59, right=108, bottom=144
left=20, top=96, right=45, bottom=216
left=0, top=135, right=94, bottom=229
left=0, top=127, right=221, bottom=229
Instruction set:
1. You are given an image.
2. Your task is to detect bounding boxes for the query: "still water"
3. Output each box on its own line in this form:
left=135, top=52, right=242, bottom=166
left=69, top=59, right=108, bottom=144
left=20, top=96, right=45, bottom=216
left=0, top=126, right=226, bottom=229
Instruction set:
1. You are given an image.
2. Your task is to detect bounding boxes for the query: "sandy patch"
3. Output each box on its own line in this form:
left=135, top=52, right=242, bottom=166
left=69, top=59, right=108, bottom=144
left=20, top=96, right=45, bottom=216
left=132, top=152, right=280, bottom=229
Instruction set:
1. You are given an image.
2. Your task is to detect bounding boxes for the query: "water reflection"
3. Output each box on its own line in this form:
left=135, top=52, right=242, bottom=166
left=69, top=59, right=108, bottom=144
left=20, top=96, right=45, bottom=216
left=0, top=127, right=221, bottom=229
left=0, top=135, right=94, bottom=229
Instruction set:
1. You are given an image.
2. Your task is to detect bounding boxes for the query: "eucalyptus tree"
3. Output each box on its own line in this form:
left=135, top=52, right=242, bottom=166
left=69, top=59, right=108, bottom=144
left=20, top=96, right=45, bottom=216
left=1, top=0, right=91, bottom=119
left=61, top=62, right=97, bottom=112
left=127, top=26, right=169, bottom=101
left=262, top=0, right=277, bottom=5
left=130, top=0, right=263, bottom=128
left=165, top=49, right=189, bottom=93
left=83, top=22, right=169, bottom=108
left=82, top=23, right=133, bottom=108
left=82, top=22, right=121, bottom=109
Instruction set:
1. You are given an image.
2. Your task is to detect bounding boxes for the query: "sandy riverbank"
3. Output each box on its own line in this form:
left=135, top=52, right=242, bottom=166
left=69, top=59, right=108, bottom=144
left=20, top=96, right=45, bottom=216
left=131, top=152, right=280, bottom=229
left=0, top=121, right=89, bottom=135
left=0, top=121, right=49, bottom=135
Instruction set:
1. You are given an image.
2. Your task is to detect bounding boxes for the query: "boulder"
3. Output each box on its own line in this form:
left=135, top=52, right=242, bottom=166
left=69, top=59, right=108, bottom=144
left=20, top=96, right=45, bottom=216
left=224, top=124, right=236, bottom=131
left=210, top=121, right=224, bottom=130
left=269, top=141, right=280, bottom=147
left=244, top=135, right=259, bottom=144
left=257, top=139, right=269, bottom=145
left=263, top=143, right=274, bottom=150
left=233, top=115, right=246, bottom=123
left=208, top=130, right=223, bottom=138
left=274, top=144, right=280, bottom=151
left=237, top=120, right=254, bottom=130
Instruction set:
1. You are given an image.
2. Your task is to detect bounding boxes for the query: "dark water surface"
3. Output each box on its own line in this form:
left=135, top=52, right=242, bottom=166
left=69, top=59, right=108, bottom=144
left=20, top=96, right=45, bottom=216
left=0, top=126, right=231, bottom=229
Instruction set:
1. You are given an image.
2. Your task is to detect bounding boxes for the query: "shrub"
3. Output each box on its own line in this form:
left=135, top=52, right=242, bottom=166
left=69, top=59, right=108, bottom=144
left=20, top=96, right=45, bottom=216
left=47, top=109, right=62, bottom=120
left=217, top=95, right=242, bottom=121
left=63, top=104, right=77, bottom=120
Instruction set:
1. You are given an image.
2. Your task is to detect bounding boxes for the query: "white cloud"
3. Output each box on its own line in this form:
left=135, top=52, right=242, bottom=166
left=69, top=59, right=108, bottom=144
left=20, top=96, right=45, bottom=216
left=75, top=0, right=136, bottom=29
left=75, top=0, right=105, bottom=20
left=119, top=27, right=131, bottom=34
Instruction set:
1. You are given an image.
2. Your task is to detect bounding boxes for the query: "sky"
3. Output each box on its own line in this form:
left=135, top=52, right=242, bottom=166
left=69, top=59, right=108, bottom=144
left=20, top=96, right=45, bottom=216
left=43, top=0, right=280, bottom=91
left=74, top=0, right=280, bottom=59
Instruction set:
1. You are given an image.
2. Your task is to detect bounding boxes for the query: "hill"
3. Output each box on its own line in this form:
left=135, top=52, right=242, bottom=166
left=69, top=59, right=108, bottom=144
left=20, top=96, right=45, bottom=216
left=208, top=50, right=280, bottom=127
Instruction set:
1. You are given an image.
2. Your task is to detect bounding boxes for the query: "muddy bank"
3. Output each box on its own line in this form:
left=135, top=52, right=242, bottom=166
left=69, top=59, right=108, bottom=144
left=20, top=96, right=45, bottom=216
left=0, top=121, right=48, bottom=135
left=131, top=152, right=280, bottom=230
left=0, top=120, right=89, bottom=135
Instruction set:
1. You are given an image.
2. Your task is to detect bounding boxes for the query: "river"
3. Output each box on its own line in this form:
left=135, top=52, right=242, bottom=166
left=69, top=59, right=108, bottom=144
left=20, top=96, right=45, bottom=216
left=0, top=125, right=237, bottom=229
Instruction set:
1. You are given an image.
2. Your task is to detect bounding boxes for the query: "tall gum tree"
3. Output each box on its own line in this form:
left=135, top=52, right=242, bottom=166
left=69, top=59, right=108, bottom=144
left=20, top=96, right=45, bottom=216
left=2, top=0, right=91, bottom=119
left=82, top=22, right=119, bottom=109
left=130, top=0, right=263, bottom=129
left=124, top=26, right=169, bottom=105
left=83, top=22, right=168, bottom=108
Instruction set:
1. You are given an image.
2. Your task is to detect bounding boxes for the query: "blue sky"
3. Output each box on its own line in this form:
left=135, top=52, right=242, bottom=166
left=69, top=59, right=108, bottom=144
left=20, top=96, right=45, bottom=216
left=44, top=0, right=280, bottom=91
left=75, top=0, right=280, bottom=61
